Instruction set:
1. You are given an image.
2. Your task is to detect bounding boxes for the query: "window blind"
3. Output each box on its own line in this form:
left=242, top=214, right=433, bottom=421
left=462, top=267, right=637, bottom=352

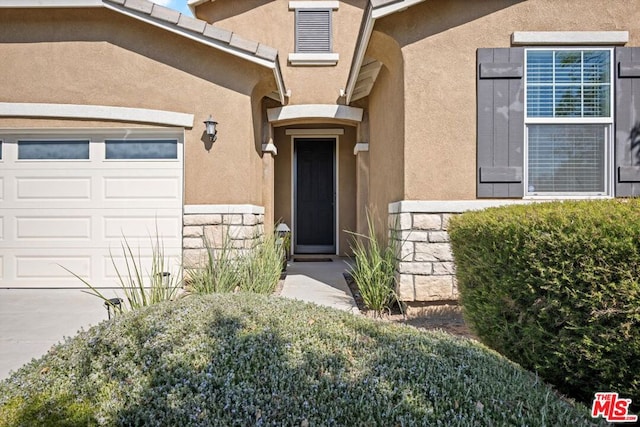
left=527, top=124, right=606, bottom=193
left=526, top=50, right=611, bottom=118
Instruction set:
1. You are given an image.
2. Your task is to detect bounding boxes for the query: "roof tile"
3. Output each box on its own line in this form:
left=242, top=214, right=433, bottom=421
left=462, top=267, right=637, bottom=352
left=124, top=0, right=153, bottom=15
left=229, top=34, right=259, bottom=54
left=177, top=14, right=207, bottom=34
left=256, top=44, right=278, bottom=61
left=104, top=0, right=279, bottom=69
left=203, top=24, right=232, bottom=44
left=150, top=4, right=181, bottom=24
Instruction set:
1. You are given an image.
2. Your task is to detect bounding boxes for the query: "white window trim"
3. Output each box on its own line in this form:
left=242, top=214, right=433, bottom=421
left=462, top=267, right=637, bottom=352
left=523, top=47, right=614, bottom=198
left=512, top=31, right=628, bottom=46
left=289, top=1, right=339, bottom=10
left=289, top=3, right=338, bottom=66
left=288, top=53, right=339, bottom=66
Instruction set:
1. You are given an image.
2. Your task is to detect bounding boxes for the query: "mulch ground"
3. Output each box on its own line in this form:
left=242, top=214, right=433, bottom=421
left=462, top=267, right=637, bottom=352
left=343, top=273, right=477, bottom=340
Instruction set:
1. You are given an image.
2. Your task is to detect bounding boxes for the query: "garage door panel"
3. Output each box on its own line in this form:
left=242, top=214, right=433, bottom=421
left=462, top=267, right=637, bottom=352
left=16, top=216, right=92, bottom=240
left=104, top=215, right=180, bottom=240
left=15, top=255, right=91, bottom=279
left=104, top=176, right=181, bottom=201
left=16, top=177, right=92, bottom=200
left=0, top=177, right=4, bottom=200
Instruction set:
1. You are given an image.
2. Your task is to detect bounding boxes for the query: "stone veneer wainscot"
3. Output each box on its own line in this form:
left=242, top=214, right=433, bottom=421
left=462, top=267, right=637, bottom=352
left=389, top=200, right=542, bottom=302
left=182, top=205, right=265, bottom=269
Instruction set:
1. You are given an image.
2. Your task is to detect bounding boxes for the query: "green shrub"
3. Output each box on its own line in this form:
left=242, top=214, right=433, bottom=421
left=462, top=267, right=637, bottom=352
left=0, top=295, right=600, bottom=426
left=449, top=199, right=640, bottom=408
left=348, top=214, right=399, bottom=316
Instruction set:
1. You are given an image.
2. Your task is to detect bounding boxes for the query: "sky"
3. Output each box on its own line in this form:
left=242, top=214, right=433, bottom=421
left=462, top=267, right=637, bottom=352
left=151, top=0, right=193, bottom=16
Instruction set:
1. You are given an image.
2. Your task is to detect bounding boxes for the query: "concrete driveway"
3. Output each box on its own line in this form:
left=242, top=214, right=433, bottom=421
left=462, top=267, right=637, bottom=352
left=0, top=288, right=116, bottom=379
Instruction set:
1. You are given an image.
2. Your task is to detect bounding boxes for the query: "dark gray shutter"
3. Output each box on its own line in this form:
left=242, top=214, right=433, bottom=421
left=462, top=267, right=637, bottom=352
left=477, top=48, right=524, bottom=198
left=295, top=9, right=331, bottom=53
left=615, top=47, right=640, bottom=197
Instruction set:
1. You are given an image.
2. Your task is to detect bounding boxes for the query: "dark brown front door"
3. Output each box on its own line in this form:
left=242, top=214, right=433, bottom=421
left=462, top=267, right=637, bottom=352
left=294, top=138, right=336, bottom=254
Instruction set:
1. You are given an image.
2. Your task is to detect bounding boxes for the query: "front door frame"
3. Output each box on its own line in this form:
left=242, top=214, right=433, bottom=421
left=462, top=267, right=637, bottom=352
left=288, top=128, right=343, bottom=255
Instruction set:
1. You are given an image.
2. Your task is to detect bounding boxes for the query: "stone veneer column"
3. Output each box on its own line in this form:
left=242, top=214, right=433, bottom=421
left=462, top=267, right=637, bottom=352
left=389, top=209, right=457, bottom=302
left=183, top=205, right=265, bottom=269
left=389, top=199, right=536, bottom=302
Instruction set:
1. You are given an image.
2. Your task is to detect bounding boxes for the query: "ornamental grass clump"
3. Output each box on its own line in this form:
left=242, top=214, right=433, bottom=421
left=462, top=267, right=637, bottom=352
left=240, top=232, right=284, bottom=294
left=186, top=229, right=282, bottom=295
left=448, top=199, right=640, bottom=410
left=348, top=215, right=399, bottom=316
left=186, top=232, right=239, bottom=294
left=64, top=233, right=182, bottom=313
left=0, top=294, right=601, bottom=426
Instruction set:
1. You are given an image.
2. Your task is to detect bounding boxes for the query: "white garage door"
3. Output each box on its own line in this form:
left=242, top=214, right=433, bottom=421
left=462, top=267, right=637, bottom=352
left=0, top=130, right=183, bottom=288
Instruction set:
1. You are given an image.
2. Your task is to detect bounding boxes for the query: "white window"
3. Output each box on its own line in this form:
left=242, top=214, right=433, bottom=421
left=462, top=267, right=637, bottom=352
left=525, top=48, right=613, bottom=196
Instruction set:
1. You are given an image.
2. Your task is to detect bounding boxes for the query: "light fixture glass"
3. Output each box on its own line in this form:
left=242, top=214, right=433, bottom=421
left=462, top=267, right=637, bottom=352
left=204, top=115, right=218, bottom=142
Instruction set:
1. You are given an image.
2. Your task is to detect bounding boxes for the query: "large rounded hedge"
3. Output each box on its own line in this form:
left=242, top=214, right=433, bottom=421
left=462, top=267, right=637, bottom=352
left=0, top=294, right=598, bottom=426
left=449, top=199, right=640, bottom=409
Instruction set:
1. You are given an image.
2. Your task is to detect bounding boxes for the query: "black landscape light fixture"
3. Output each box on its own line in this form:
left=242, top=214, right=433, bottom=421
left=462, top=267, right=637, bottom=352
left=104, top=297, right=123, bottom=320
left=204, top=115, right=218, bottom=142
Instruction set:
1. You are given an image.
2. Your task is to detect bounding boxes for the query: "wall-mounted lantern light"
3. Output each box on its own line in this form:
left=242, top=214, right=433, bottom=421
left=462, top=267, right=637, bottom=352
left=204, top=115, right=218, bottom=142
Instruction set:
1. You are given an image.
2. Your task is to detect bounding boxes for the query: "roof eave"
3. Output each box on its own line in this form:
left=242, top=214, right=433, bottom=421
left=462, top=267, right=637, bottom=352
left=345, top=0, right=427, bottom=104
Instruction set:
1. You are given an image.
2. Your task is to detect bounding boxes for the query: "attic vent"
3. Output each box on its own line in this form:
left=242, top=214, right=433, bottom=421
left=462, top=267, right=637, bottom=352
left=295, top=9, right=332, bottom=53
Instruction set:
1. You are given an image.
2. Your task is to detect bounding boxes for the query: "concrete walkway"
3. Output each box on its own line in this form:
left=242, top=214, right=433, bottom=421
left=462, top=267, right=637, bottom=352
left=280, top=256, right=359, bottom=314
left=0, top=258, right=358, bottom=380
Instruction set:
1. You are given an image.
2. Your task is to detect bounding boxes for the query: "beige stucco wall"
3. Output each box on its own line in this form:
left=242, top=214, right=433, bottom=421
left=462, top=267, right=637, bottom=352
left=195, top=0, right=367, bottom=105
left=273, top=124, right=356, bottom=255
left=363, top=30, right=405, bottom=239
left=0, top=8, right=276, bottom=206
left=373, top=0, right=640, bottom=201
